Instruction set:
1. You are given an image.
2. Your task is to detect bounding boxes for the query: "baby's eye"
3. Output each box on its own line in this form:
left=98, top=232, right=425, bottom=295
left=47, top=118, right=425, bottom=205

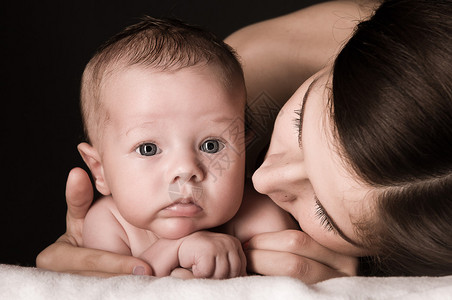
left=200, top=139, right=224, bottom=154
left=136, top=143, right=159, bottom=156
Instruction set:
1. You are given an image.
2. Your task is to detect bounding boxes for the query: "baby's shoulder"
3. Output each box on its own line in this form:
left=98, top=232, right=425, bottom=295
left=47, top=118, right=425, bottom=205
left=87, top=196, right=146, bottom=234
left=88, top=196, right=133, bottom=226
left=88, top=195, right=114, bottom=209
left=85, top=196, right=124, bottom=225
left=85, top=196, right=116, bottom=219
left=84, top=196, right=157, bottom=255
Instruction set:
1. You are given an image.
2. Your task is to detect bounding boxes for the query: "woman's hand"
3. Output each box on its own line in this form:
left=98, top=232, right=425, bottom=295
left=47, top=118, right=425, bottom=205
left=36, top=167, right=152, bottom=276
left=244, top=230, right=358, bottom=284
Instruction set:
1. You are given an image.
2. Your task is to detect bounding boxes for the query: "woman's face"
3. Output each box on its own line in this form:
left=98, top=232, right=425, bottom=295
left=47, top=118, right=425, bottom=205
left=252, top=69, right=372, bottom=256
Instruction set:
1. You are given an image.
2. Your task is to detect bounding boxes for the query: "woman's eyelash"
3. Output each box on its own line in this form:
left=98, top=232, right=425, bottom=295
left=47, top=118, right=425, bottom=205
left=293, top=109, right=301, bottom=131
left=293, top=109, right=303, bottom=147
left=314, top=198, right=335, bottom=233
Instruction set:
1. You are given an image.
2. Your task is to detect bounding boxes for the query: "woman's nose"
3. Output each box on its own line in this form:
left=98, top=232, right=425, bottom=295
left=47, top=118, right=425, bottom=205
left=252, top=152, right=306, bottom=196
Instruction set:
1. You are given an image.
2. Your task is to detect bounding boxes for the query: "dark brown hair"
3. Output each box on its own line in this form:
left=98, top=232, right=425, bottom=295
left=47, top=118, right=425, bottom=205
left=81, top=16, right=244, bottom=144
left=331, top=0, right=452, bottom=276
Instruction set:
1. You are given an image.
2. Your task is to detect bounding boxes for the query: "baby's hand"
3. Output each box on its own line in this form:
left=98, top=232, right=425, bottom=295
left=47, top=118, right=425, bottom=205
left=178, top=231, right=246, bottom=279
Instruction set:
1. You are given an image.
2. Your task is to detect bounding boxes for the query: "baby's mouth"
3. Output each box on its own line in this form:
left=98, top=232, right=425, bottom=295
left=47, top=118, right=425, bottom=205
left=163, top=197, right=202, bottom=217
left=168, top=177, right=204, bottom=202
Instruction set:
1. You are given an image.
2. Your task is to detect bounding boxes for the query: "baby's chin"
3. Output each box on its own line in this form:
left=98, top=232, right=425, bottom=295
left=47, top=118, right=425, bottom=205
left=154, top=218, right=211, bottom=239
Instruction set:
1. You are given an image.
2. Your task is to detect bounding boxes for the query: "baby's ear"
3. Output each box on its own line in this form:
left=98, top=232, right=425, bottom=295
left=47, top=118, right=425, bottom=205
left=77, top=142, right=111, bottom=196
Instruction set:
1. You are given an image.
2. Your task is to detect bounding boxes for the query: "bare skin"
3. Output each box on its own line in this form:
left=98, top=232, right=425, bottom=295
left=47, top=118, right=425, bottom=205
left=37, top=1, right=377, bottom=283
left=226, top=0, right=377, bottom=173
left=225, top=0, right=377, bottom=283
left=36, top=168, right=153, bottom=276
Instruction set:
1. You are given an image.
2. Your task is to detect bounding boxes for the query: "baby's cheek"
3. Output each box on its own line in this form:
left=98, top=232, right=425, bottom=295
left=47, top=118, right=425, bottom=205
left=114, top=193, right=152, bottom=225
left=215, top=191, right=242, bottom=223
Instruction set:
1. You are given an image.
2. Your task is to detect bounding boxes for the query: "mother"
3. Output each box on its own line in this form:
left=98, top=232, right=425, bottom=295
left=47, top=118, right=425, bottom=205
left=37, top=0, right=452, bottom=282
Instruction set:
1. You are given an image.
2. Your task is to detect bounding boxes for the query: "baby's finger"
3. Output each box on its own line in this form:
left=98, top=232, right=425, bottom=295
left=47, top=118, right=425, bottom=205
left=227, top=248, right=246, bottom=278
left=191, top=255, right=215, bottom=278
left=170, top=268, right=195, bottom=279
left=212, top=255, right=231, bottom=279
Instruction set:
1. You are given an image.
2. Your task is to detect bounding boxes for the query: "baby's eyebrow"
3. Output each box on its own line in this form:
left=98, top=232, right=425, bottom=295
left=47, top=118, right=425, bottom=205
left=124, top=121, right=158, bottom=136
left=208, top=116, right=238, bottom=123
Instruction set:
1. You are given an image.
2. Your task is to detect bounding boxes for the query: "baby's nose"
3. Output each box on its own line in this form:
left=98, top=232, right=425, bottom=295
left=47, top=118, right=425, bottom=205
left=168, top=153, right=205, bottom=184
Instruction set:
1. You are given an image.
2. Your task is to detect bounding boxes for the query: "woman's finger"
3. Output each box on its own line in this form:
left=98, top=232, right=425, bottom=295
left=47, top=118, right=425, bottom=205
left=247, top=230, right=358, bottom=275
left=36, top=242, right=152, bottom=276
left=65, top=167, right=94, bottom=222
left=246, top=249, right=346, bottom=284
left=66, top=270, right=128, bottom=277
left=61, top=167, right=95, bottom=247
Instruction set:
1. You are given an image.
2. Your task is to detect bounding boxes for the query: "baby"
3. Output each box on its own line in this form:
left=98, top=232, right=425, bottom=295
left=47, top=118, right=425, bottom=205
left=78, top=17, right=296, bottom=278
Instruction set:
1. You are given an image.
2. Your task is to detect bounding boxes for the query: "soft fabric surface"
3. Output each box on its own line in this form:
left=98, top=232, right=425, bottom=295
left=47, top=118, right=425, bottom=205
left=1, top=264, right=451, bottom=299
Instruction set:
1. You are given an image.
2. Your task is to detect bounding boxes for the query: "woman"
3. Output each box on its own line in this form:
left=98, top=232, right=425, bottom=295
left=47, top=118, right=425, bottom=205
left=37, top=0, right=452, bottom=281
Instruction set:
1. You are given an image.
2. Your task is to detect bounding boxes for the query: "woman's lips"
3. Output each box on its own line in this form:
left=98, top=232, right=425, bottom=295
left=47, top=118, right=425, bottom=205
left=163, top=198, right=202, bottom=217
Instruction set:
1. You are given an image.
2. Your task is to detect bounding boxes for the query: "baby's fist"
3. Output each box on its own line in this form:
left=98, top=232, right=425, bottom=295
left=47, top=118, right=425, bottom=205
left=178, top=231, right=246, bottom=279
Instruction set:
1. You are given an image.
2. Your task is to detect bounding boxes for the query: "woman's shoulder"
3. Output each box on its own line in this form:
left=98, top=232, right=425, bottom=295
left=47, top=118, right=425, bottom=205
left=225, top=1, right=373, bottom=67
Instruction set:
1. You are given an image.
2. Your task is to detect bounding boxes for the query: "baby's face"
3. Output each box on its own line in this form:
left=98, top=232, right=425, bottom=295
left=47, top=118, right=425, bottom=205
left=97, top=65, right=245, bottom=239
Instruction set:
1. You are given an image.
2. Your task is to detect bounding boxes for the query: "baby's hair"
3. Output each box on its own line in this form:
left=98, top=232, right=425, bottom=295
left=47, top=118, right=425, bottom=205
left=80, top=16, right=244, bottom=144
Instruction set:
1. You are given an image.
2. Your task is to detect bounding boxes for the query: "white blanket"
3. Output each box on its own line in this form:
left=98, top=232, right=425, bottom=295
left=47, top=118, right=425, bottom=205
left=1, top=264, right=451, bottom=299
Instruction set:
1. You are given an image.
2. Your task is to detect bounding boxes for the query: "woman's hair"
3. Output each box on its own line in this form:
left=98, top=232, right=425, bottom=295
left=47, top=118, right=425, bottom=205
left=81, top=16, right=244, bottom=144
left=331, top=0, right=452, bottom=276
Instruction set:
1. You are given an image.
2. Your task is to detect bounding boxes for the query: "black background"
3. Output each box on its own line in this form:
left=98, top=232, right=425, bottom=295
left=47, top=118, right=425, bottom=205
left=2, top=0, right=324, bottom=267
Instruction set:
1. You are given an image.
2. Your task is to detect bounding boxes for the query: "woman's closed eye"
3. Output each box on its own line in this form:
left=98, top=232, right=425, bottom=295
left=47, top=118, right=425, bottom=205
left=314, top=196, right=336, bottom=233
left=293, top=108, right=303, bottom=147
